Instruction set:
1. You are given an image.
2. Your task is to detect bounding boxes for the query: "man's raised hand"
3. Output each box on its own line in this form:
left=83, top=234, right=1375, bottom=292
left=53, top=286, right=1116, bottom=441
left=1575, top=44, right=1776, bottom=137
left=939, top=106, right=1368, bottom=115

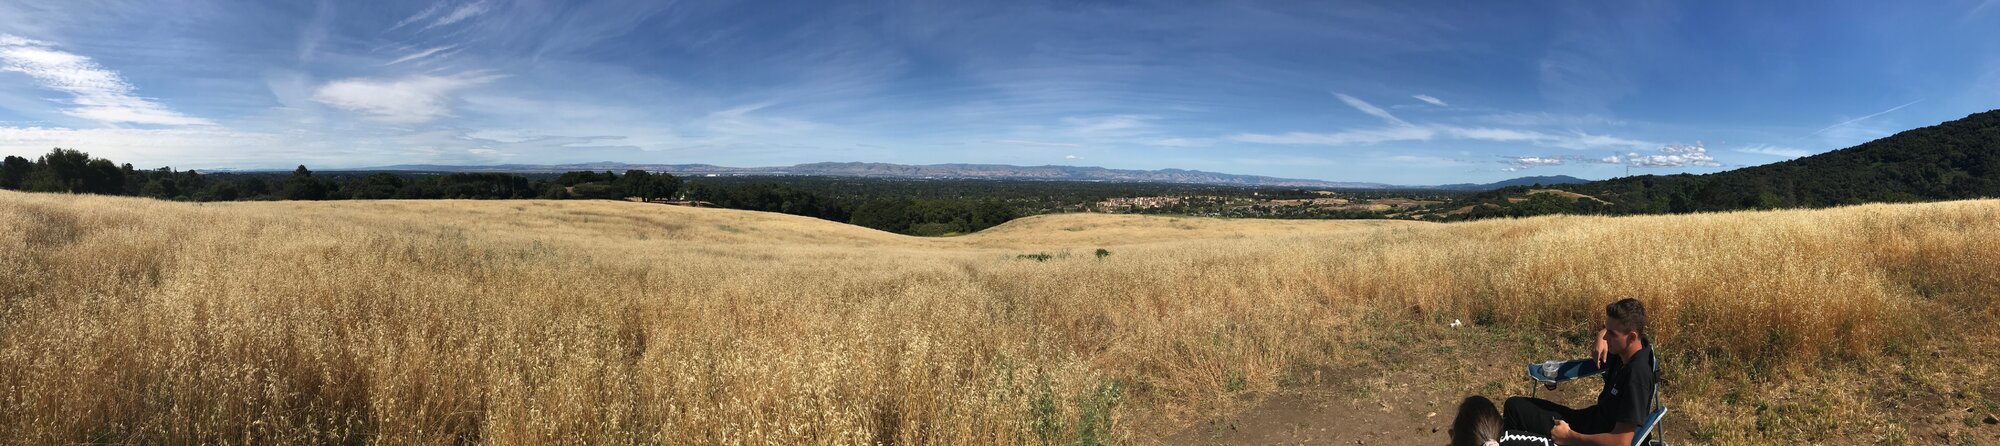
left=1593, top=328, right=1609, bottom=367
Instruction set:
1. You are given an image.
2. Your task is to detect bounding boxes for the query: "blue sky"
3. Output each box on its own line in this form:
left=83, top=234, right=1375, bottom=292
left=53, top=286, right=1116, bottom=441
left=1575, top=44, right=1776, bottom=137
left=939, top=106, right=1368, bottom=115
left=2, top=0, right=1998, bottom=184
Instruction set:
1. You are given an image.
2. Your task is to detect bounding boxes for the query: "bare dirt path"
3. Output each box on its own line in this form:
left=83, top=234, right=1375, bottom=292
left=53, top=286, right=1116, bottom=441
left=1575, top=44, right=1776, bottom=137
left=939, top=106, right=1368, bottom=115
left=1159, top=326, right=1700, bottom=446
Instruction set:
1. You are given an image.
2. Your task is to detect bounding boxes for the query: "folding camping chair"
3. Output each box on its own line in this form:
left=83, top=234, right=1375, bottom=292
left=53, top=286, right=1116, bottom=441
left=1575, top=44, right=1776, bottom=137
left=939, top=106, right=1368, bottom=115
left=1524, top=337, right=1668, bottom=446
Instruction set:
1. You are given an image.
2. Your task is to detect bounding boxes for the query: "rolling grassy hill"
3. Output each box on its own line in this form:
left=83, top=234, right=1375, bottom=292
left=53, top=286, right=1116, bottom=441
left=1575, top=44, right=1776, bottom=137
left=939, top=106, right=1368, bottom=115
left=3, top=190, right=1997, bottom=444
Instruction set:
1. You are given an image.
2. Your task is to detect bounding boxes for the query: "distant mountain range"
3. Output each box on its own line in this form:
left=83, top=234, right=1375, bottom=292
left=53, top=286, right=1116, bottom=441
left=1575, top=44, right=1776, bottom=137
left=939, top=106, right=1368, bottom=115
left=356, top=161, right=1581, bottom=191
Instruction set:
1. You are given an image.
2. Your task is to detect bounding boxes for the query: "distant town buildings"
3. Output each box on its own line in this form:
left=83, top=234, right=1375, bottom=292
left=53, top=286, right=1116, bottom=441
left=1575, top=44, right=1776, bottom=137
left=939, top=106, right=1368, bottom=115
left=1097, top=196, right=1184, bottom=209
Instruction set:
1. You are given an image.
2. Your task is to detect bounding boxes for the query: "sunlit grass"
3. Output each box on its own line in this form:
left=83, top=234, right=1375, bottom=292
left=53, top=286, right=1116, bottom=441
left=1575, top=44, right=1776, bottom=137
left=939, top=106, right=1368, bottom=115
left=2, top=190, right=1994, bottom=444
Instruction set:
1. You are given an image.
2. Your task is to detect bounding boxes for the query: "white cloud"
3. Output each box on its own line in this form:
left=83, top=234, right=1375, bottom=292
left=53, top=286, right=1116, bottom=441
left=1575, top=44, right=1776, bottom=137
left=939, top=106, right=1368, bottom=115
left=1498, top=155, right=1578, bottom=171
left=0, top=35, right=42, bottom=47
left=311, top=73, right=500, bottom=124
left=1509, top=156, right=1567, bottom=166
left=1737, top=144, right=1812, bottom=158
left=1621, top=142, right=1719, bottom=168
left=426, top=0, right=494, bottom=30
left=1502, top=142, right=1722, bottom=171
left=1412, top=94, right=1447, bottom=107
left=1064, top=154, right=1079, bottom=160
left=0, top=35, right=213, bottom=126
left=385, top=45, right=457, bottom=65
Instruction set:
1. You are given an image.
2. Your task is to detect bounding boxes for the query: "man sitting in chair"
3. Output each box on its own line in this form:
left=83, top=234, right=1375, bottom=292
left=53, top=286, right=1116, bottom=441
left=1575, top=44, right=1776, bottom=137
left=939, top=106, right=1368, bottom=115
left=1504, top=298, right=1655, bottom=446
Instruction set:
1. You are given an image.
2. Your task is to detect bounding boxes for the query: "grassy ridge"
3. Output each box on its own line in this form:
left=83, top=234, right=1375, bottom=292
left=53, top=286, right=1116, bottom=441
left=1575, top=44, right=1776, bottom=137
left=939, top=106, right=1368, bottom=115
left=1, top=190, right=1995, bottom=444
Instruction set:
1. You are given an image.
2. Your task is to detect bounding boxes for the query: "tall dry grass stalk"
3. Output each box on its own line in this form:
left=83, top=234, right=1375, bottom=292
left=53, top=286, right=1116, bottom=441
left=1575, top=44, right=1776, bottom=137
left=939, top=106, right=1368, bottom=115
left=1, top=190, right=1994, bottom=444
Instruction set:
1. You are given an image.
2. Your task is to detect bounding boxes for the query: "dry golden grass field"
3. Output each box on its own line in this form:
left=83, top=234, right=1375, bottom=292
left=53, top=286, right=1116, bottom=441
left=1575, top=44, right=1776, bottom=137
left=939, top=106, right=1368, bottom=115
left=3, top=190, right=1999, bottom=444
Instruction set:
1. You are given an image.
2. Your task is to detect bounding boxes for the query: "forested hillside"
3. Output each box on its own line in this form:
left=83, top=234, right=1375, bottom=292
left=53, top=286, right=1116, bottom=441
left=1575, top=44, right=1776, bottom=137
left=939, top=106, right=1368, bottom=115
left=1447, top=109, right=2000, bottom=219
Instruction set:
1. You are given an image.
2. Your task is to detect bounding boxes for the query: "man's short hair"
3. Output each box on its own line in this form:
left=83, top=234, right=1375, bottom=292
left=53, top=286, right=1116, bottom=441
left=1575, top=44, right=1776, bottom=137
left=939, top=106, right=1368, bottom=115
left=1606, top=298, right=1646, bottom=334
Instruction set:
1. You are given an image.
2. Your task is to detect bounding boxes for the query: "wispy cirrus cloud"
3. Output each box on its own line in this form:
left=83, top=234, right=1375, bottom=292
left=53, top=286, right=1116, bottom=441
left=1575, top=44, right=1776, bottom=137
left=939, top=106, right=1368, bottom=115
left=1230, top=94, right=1656, bottom=150
left=426, top=0, right=495, bottom=30
left=388, top=0, right=495, bottom=33
left=0, top=34, right=213, bottom=126
left=1059, top=114, right=1158, bottom=138
left=1334, top=92, right=1410, bottom=126
left=388, top=3, right=447, bottom=31
left=1412, top=94, right=1447, bottom=107
left=991, top=139, right=1080, bottom=148
left=311, top=73, right=502, bottom=124
left=1231, top=126, right=1435, bottom=146
left=1737, top=144, right=1812, bottom=158
left=1146, top=137, right=1215, bottom=147
left=698, top=102, right=824, bottom=137
left=386, top=45, right=457, bottom=65
left=1808, top=99, right=1920, bottom=137
left=1473, top=112, right=1626, bottom=127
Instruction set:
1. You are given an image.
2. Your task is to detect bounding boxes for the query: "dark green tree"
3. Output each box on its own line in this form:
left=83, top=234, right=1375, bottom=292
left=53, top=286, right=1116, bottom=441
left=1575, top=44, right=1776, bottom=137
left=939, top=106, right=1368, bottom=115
left=28, top=148, right=92, bottom=192
left=568, top=182, right=623, bottom=200
left=350, top=173, right=405, bottom=199
left=194, top=180, right=242, bottom=202
left=616, top=170, right=681, bottom=202
left=279, top=165, right=329, bottom=200
left=0, top=155, right=31, bottom=190
left=141, top=177, right=180, bottom=199
left=554, top=170, right=617, bottom=187
left=621, top=170, right=654, bottom=200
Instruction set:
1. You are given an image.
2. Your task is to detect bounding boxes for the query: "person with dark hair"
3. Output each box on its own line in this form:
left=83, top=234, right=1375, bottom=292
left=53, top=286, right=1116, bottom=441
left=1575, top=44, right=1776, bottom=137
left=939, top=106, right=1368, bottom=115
left=1451, top=396, right=1553, bottom=446
left=1501, top=298, right=1655, bottom=446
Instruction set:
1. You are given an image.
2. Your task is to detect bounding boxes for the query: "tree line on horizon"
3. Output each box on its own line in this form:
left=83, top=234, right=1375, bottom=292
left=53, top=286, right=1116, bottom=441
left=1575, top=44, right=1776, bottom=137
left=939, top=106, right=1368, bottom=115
left=0, top=149, right=680, bottom=203
left=0, top=148, right=1019, bottom=236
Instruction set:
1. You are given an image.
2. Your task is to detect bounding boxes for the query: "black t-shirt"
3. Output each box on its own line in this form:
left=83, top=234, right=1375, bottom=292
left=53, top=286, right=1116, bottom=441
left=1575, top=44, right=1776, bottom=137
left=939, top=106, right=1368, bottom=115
left=1591, top=343, right=1656, bottom=429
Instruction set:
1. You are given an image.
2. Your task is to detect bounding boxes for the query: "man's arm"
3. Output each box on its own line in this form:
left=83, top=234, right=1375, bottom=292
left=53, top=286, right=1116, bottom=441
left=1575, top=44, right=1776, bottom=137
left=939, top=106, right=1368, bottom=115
left=1593, top=328, right=1608, bottom=367
left=1551, top=420, right=1634, bottom=446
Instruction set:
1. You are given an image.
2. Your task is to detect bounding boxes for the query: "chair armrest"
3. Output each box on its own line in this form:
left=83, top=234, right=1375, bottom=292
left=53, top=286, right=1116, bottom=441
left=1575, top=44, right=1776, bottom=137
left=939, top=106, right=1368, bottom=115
left=1631, top=406, right=1667, bottom=446
left=1526, top=358, right=1607, bottom=383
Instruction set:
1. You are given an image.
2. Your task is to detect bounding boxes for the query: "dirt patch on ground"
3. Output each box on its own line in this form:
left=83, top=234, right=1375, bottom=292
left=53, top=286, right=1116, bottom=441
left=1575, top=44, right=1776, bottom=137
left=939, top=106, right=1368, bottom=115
left=1506, top=189, right=1613, bottom=205
left=1159, top=327, right=1707, bottom=445
left=1442, top=203, right=1501, bottom=216
left=1163, top=375, right=1456, bottom=445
